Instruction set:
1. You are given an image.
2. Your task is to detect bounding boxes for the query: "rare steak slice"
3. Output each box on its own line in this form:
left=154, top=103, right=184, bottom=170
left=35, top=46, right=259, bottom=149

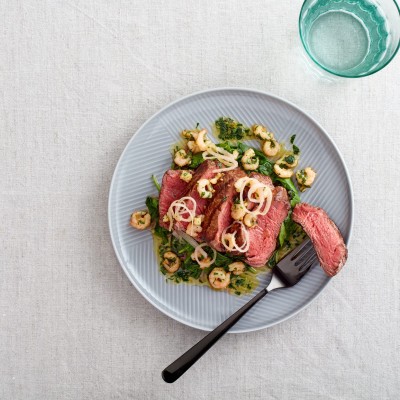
left=249, top=172, right=274, bottom=190
left=245, top=186, right=290, bottom=267
left=158, top=170, right=189, bottom=229
left=292, top=203, right=348, bottom=277
left=202, top=168, right=247, bottom=251
left=159, top=160, right=219, bottom=232
left=176, top=160, right=219, bottom=231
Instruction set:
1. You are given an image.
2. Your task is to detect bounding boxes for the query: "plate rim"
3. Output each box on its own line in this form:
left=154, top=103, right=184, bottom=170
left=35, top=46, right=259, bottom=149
left=108, top=87, right=354, bottom=333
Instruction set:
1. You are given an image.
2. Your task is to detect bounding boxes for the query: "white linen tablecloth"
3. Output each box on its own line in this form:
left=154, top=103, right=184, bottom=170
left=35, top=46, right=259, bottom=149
left=1, top=1, right=399, bottom=399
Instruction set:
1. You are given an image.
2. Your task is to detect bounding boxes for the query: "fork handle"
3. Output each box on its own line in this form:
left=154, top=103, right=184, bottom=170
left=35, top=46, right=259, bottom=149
left=162, top=288, right=268, bottom=383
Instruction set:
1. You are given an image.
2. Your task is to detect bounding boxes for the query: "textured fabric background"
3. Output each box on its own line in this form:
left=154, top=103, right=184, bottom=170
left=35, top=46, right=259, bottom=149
left=0, top=1, right=399, bottom=399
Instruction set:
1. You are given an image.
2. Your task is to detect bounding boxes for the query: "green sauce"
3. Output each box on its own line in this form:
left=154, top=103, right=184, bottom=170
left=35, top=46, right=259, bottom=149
left=276, top=224, right=307, bottom=261
left=214, top=117, right=250, bottom=141
left=152, top=230, right=269, bottom=296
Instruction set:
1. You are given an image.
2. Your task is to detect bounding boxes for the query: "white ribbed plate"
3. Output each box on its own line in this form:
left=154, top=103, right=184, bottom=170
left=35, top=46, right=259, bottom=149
left=108, top=88, right=353, bottom=333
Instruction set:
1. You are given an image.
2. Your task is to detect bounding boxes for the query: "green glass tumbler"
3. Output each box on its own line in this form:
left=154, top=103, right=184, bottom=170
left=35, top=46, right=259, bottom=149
left=299, top=0, right=400, bottom=77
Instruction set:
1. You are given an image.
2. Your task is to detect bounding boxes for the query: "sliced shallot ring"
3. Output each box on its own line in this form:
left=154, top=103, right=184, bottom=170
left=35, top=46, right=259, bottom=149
left=237, top=177, right=273, bottom=217
left=257, top=186, right=273, bottom=215
left=167, top=196, right=197, bottom=231
left=173, top=231, right=199, bottom=247
left=202, top=143, right=239, bottom=173
left=171, top=203, right=194, bottom=221
left=193, top=243, right=217, bottom=269
left=221, top=221, right=250, bottom=253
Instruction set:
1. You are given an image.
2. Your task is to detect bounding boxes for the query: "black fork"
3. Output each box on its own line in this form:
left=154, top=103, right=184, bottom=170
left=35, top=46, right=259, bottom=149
left=162, top=239, right=317, bottom=383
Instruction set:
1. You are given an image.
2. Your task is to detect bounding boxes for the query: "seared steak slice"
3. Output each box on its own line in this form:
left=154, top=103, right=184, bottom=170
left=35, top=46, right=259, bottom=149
left=249, top=172, right=274, bottom=189
left=229, top=173, right=274, bottom=253
left=292, top=203, right=347, bottom=277
left=202, top=168, right=247, bottom=251
left=159, top=170, right=189, bottom=229
left=159, top=160, right=218, bottom=231
left=245, top=186, right=290, bottom=267
left=175, top=160, right=219, bottom=231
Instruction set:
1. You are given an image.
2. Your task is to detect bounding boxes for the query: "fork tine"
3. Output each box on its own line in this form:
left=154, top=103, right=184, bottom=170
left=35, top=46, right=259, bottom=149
left=290, top=238, right=312, bottom=260
left=294, top=246, right=316, bottom=266
left=273, top=239, right=317, bottom=287
left=299, top=254, right=318, bottom=273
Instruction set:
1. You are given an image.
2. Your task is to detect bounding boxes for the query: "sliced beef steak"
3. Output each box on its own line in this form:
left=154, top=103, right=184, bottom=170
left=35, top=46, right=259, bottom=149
left=242, top=172, right=274, bottom=212
left=292, top=203, right=347, bottom=277
left=175, top=160, right=219, bottom=231
left=159, top=160, right=218, bottom=231
left=202, top=168, right=247, bottom=251
left=245, top=186, right=290, bottom=267
left=249, top=172, right=274, bottom=189
left=159, top=170, right=189, bottom=229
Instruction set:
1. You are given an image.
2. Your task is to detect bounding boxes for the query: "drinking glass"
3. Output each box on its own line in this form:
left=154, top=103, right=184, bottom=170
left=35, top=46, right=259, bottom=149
left=299, top=0, right=400, bottom=77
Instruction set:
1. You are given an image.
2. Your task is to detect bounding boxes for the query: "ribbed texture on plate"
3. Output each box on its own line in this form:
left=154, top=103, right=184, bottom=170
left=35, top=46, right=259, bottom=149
left=108, top=89, right=353, bottom=332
